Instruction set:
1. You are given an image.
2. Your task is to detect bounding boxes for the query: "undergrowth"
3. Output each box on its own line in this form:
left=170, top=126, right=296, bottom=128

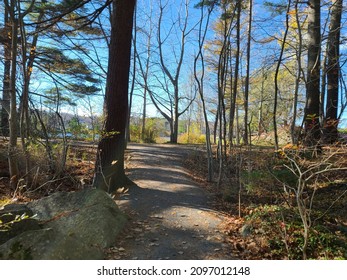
left=184, top=145, right=347, bottom=260
left=0, top=140, right=96, bottom=203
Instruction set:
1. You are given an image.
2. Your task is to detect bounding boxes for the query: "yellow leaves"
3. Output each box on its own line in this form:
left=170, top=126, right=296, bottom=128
left=27, top=66, right=33, bottom=75
left=30, top=46, right=36, bottom=56
left=276, top=143, right=301, bottom=158
left=282, top=143, right=300, bottom=150
left=287, top=9, right=296, bottom=16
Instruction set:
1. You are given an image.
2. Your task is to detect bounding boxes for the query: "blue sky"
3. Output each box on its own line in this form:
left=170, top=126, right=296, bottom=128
left=1, top=0, right=346, bottom=128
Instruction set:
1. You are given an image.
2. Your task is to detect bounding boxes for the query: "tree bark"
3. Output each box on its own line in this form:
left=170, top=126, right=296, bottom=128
left=324, top=0, right=342, bottom=143
left=291, top=0, right=303, bottom=144
left=8, top=4, right=19, bottom=189
left=304, top=0, right=321, bottom=147
left=274, top=0, right=291, bottom=150
left=93, top=0, right=136, bottom=193
left=194, top=3, right=214, bottom=182
left=229, top=0, right=241, bottom=148
left=1, top=6, right=11, bottom=136
left=243, top=0, right=253, bottom=145
left=127, top=5, right=137, bottom=146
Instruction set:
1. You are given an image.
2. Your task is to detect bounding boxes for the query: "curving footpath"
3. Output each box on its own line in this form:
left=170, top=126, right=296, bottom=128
left=110, top=143, right=235, bottom=260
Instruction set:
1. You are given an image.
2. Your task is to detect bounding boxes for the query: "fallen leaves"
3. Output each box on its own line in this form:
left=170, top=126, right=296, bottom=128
left=222, top=216, right=272, bottom=260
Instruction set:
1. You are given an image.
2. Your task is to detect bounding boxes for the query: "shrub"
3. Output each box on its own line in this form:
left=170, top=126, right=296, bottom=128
left=178, top=132, right=205, bottom=144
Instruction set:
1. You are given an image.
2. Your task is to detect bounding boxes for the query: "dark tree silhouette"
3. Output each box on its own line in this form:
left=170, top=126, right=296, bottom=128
left=304, top=0, right=321, bottom=147
left=324, top=0, right=342, bottom=143
left=93, top=0, right=136, bottom=193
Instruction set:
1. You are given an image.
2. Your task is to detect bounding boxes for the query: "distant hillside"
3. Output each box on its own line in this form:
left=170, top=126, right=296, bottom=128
left=60, top=112, right=99, bottom=129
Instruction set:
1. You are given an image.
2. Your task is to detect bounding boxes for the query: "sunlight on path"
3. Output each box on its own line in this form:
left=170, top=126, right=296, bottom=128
left=108, top=144, right=234, bottom=260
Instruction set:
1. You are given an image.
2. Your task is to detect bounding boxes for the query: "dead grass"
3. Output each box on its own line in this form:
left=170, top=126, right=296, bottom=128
left=0, top=139, right=97, bottom=204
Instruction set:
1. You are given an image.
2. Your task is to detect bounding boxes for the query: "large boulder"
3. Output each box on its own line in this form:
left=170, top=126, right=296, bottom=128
left=0, top=188, right=127, bottom=259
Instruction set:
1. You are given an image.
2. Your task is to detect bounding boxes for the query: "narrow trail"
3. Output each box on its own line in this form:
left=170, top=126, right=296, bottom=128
left=109, top=143, right=235, bottom=260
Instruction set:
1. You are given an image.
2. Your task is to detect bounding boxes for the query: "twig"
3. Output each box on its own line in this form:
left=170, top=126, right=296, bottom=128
left=24, top=176, right=68, bottom=194
left=314, top=188, right=347, bottom=223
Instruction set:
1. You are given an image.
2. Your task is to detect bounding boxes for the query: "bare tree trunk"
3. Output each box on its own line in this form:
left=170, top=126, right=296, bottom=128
left=236, top=104, right=240, bottom=145
left=55, top=111, right=68, bottom=177
left=93, top=0, right=136, bottom=193
left=127, top=4, right=137, bottom=146
left=291, top=0, right=303, bottom=144
left=7, top=0, right=19, bottom=189
left=32, top=107, right=55, bottom=172
left=274, top=0, right=291, bottom=150
left=320, top=42, right=328, bottom=126
left=173, top=88, right=179, bottom=143
left=217, top=99, right=223, bottom=188
left=1, top=6, right=11, bottom=136
left=229, top=0, right=241, bottom=148
left=133, top=1, right=154, bottom=143
left=258, top=69, right=266, bottom=136
left=141, top=88, right=147, bottom=141
left=213, top=108, right=218, bottom=145
left=324, top=0, right=342, bottom=143
left=156, top=0, right=192, bottom=143
left=243, top=0, right=253, bottom=145
left=304, top=0, right=321, bottom=147
left=217, top=2, right=234, bottom=156
left=18, top=0, right=43, bottom=182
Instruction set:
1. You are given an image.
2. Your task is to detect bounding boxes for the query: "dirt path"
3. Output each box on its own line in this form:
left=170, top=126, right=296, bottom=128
left=109, top=143, right=234, bottom=260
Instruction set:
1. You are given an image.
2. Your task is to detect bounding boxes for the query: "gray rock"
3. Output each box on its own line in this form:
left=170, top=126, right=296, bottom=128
left=0, top=228, right=103, bottom=260
left=0, top=188, right=127, bottom=259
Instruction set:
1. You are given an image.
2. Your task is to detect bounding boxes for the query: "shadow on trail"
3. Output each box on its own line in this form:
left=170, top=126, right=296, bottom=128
left=120, top=143, right=215, bottom=219
left=119, top=183, right=212, bottom=219
left=116, top=184, right=227, bottom=260
left=112, top=144, right=233, bottom=260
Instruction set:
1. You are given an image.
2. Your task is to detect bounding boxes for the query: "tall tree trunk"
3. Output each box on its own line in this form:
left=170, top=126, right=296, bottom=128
left=320, top=42, right=328, bottom=125
left=304, top=0, right=321, bottom=147
left=133, top=2, right=153, bottom=143
left=324, top=0, right=342, bottom=143
left=213, top=108, right=218, bottom=144
left=217, top=2, right=233, bottom=155
left=8, top=1, right=19, bottom=189
left=1, top=6, right=11, bottom=137
left=156, top=0, right=191, bottom=144
left=141, top=88, right=147, bottom=141
left=258, top=69, right=266, bottom=136
left=291, top=0, right=303, bottom=144
left=18, top=0, right=44, bottom=182
left=274, top=0, right=291, bottom=150
left=243, top=0, right=253, bottom=145
left=93, top=0, right=136, bottom=193
left=32, top=108, right=55, bottom=173
left=236, top=104, right=240, bottom=145
left=173, top=89, right=179, bottom=143
left=229, top=0, right=241, bottom=148
left=126, top=1, right=138, bottom=146
left=194, top=1, right=214, bottom=182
